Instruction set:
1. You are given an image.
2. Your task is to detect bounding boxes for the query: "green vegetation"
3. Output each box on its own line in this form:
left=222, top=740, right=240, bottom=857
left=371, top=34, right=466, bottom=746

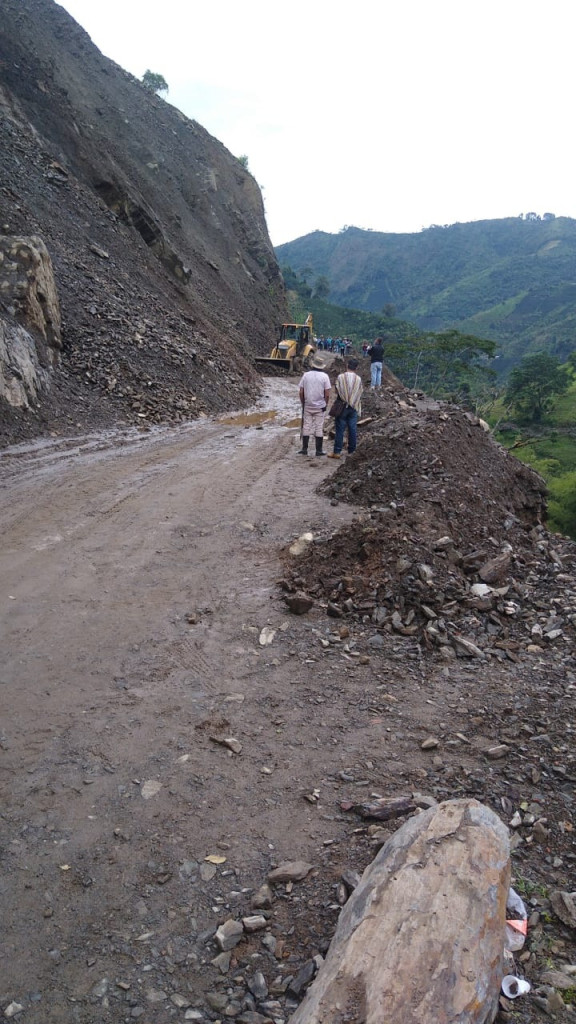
left=237, top=155, right=249, bottom=169
left=276, top=217, right=576, bottom=372
left=494, top=362, right=576, bottom=537
left=284, top=265, right=496, bottom=410
left=141, top=71, right=169, bottom=96
left=505, top=352, right=571, bottom=422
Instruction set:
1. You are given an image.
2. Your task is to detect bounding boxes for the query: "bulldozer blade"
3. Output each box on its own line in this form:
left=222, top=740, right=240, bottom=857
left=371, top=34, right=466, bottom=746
left=254, top=357, right=292, bottom=371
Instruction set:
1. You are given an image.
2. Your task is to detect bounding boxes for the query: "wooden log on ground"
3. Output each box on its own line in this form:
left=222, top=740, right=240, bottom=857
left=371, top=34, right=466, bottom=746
left=290, top=799, right=510, bottom=1024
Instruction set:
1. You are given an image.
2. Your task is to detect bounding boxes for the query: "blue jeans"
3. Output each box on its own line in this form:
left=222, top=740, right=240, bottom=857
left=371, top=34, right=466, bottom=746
left=334, top=406, right=358, bottom=454
left=371, top=361, right=382, bottom=387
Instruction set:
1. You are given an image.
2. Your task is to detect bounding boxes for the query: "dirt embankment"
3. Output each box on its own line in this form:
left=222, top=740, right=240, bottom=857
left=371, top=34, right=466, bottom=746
left=1, top=376, right=575, bottom=1023
left=0, top=0, right=285, bottom=446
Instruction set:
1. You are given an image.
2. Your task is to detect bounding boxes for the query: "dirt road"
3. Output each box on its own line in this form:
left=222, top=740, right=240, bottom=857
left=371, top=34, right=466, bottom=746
left=2, top=379, right=574, bottom=1023
left=1, top=379, right=366, bottom=1020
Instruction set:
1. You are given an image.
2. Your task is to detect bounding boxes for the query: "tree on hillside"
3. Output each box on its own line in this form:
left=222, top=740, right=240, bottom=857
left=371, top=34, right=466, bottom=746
left=313, top=275, right=330, bottom=299
left=141, top=71, right=169, bottom=96
left=238, top=155, right=249, bottom=169
left=505, top=352, right=571, bottom=422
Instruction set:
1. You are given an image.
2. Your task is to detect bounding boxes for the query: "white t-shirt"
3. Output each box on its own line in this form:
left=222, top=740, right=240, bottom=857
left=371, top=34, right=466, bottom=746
left=299, top=369, right=331, bottom=410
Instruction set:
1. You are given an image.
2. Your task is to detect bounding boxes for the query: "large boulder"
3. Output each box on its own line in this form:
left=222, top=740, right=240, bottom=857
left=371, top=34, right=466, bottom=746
left=0, top=235, right=61, bottom=408
left=0, top=235, right=61, bottom=349
left=290, top=799, right=510, bottom=1024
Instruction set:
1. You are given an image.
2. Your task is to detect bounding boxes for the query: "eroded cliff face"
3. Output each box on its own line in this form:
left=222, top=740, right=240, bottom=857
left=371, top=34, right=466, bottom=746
left=0, top=0, right=285, bottom=442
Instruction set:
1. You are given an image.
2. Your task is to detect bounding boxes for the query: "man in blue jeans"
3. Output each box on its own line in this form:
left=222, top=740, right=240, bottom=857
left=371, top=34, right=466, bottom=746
left=328, top=359, right=364, bottom=459
left=368, top=337, right=384, bottom=387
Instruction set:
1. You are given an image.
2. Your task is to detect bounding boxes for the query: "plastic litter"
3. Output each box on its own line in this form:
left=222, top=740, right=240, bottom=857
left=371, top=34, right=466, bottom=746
left=502, top=975, right=531, bottom=998
left=505, top=886, right=528, bottom=952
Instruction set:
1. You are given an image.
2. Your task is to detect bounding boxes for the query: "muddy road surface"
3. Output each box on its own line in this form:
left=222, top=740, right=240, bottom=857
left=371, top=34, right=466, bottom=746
left=1, top=379, right=362, bottom=1021
left=1, top=378, right=574, bottom=1023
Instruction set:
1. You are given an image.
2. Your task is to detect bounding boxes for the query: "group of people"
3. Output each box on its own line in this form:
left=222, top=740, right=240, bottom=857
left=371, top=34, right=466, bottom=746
left=297, top=336, right=385, bottom=459
left=316, top=336, right=352, bottom=356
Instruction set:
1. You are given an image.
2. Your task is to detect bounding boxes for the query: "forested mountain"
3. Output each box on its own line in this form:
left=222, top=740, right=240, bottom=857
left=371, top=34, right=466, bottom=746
left=276, top=217, right=576, bottom=368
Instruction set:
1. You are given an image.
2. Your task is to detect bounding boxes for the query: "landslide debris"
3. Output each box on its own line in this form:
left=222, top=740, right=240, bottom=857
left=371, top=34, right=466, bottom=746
left=282, top=374, right=576, bottom=665
left=0, top=0, right=285, bottom=445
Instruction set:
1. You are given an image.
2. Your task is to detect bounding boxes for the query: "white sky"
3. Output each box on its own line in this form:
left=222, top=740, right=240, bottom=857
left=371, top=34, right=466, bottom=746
left=57, top=0, right=575, bottom=246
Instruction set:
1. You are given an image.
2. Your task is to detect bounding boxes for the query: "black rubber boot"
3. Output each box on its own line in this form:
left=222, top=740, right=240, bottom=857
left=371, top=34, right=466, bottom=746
left=297, top=436, right=309, bottom=455
left=315, top=436, right=326, bottom=457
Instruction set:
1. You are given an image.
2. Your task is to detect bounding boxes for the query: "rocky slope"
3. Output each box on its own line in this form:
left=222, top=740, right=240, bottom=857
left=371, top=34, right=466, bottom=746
left=0, top=0, right=285, bottom=445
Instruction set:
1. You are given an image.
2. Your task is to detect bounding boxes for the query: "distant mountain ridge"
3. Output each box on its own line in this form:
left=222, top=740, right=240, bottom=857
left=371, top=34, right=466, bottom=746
left=275, top=218, right=576, bottom=367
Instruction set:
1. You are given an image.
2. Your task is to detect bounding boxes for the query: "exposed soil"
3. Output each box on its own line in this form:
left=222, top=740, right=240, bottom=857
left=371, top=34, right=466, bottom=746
left=1, top=0, right=284, bottom=447
left=1, top=376, right=575, bottom=1024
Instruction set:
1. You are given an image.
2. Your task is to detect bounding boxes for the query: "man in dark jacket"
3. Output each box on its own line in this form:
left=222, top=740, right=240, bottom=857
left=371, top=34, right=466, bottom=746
left=368, top=337, right=384, bottom=388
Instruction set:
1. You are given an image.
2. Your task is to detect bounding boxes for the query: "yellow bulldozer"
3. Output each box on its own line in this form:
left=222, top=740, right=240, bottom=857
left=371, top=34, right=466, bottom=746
left=255, top=313, right=316, bottom=373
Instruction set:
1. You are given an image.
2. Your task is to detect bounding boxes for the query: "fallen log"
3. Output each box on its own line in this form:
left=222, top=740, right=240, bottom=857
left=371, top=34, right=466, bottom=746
left=289, top=799, right=510, bottom=1024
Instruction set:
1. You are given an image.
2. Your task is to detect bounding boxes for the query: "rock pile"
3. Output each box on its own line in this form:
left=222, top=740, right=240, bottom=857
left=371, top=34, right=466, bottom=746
left=282, top=380, right=576, bottom=665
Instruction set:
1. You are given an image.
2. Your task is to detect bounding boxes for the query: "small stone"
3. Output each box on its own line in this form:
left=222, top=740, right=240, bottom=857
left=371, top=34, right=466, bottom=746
left=532, top=820, right=549, bottom=842
left=171, top=994, right=191, bottom=1008
left=248, top=972, right=269, bottom=1001
left=141, top=780, right=162, bottom=800
left=212, top=951, right=232, bottom=974
left=550, top=890, right=576, bottom=928
left=91, top=979, right=109, bottom=997
left=243, top=915, right=267, bottom=933
left=289, top=533, right=313, bottom=556
left=268, top=861, right=314, bottom=883
left=184, top=1010, right=205, bottom=1021
left=285, top=592, right=314, bottom=615
left=252, top=883, right=273, bottom=909
left=539, top=971, right=575, bottom=991
left=452, top=636, right=483, bottom=658
left=4, top=1005, right=24, bottom=1019
left=206, top=992, right=228, bottom=1012
left=221, top=737, right=242, bottom=754
left=200, top=862, right=217, bottom=881
left=421, top=737, right=440, bottom=750
left=327, top=602, right=343, bottom=618
left=286, top=960, right=316, bottom=998
left=478, top=551, right=511, bottom=584
left=485, top=745, right=509, bottom=760
left=261, top=934, right=277, bottom=954
left=367, top=634, right=384, bottom=649
left=145, top=988, right=167, bottom=1003
left=215, top=918, right=244, bottom=951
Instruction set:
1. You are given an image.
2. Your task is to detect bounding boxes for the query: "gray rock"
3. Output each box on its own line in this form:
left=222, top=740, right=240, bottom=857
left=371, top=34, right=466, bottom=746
left=215, top=918, right=244, bottom=951
left=550, top=890, right=576, bottom=929
left=243, top=915, right=267, bottom=933
left=539, top=971, right=575, bottom=991
left=268, top=861, right=314, bottom=884
left=212, top=951, right=232, bottom=973
left=485, top=745, right=509, bottom=760
left=206, top=992, right=229, bottom=1011
left=252, top=883, right=273, bottom=909
left=248, top=972, right=269, bottom=1001
left=289, top=800, right=510, bottom=1024
left=367, top=633, right=384, bottom=649
left=286, top=960, right=316, bottom=999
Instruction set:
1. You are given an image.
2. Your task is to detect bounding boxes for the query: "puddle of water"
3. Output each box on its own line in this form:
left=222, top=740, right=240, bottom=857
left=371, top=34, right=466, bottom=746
left=220, top=410, right=278, bottom=427
left=284, top=417, right=302, bottom=428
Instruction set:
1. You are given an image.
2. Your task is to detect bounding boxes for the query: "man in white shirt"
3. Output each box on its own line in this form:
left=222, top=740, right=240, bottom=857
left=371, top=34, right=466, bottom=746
left=298, top=354, right=331, bottom=456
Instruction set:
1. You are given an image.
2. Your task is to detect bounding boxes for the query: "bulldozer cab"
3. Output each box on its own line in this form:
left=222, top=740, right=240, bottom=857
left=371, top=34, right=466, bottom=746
left=254, top=312, right=316, bottom=373
left=280, top=323, right=311, bottom=353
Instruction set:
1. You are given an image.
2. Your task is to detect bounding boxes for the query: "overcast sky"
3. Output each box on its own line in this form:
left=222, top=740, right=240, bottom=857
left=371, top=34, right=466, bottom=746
left=58, top=0, right=575, bottom=246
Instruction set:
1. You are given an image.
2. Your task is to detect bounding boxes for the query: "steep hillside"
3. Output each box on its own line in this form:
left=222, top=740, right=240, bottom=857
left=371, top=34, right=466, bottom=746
left=276, top=219, right=576, bottom=367
left=0, top=0, right=285, bottom=444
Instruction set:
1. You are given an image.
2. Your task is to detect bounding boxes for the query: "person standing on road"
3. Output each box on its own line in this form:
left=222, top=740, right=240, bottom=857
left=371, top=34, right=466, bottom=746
left=328, top=358, right=363, bottom=459
left=298, top=354, right=331, bottom=457
left=368, top=337, right=385, bottom=388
